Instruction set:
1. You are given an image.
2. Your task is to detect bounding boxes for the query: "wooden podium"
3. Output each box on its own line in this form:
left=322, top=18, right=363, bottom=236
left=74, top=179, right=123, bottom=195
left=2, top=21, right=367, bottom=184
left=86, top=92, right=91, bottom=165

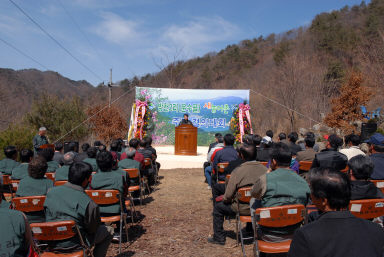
left=175, top=124, right=197, bottom=156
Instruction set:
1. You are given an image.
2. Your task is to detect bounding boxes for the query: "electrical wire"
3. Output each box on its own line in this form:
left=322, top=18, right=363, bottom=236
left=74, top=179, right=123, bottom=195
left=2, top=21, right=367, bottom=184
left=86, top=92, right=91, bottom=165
left=53, top=86, right=136, bottom=143
left=0, top=37, right=49, bottom=70
left=9, top=0, right=104, bottom=82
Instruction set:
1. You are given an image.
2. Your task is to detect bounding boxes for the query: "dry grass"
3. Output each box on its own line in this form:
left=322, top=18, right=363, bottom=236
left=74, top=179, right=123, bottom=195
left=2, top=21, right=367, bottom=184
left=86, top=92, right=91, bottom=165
left=106, top=168, right=254, bottom=257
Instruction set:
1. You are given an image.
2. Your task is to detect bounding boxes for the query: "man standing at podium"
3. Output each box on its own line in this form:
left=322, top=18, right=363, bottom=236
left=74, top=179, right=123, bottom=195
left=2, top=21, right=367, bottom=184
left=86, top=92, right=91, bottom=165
left=33, top=127, right=49, bottom=154
left=179, top=113, right=193, bottom=125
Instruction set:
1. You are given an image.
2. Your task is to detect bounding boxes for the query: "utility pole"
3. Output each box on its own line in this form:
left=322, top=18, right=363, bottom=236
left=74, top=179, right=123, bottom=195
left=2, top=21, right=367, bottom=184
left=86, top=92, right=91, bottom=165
left=108, top=68, right=112, bottom=107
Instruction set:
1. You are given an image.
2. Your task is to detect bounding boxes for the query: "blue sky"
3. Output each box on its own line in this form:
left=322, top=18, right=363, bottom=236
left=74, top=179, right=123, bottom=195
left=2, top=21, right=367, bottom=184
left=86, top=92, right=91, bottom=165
left=0, top=0, right=367, bottom=86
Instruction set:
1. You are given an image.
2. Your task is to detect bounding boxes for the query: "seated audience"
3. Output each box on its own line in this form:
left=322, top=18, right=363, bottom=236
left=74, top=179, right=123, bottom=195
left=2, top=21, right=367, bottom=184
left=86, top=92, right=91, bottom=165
left=205, top=136, right=224, bottom=189
left=11, top=149, right=33, bottom=180
left=339, top=134, right=365, bottom=160
left=287, top=132, right=302, bottom=155
left=91, top=151, right=128, bottom=215
left=74, top=143, right=90, bottom=162
left=137, top=140, right=153, bottom=159
left=265, top=130, right=274, bottom=142
left=83, top=147, right=98, bottom=172
left=44, top=161, right=113, bottom=256
left=16, top=156, right=54, bottom=223
left=296, top=136, right=316, bottom=162
left=53, top=142, right=64, bottom=164
left=118, top=148, right=141, bottom=186
left=0, top=146, right=19, bottom=175
left=288, top=167, right=384, bottom=257
left=145, top=137, right=160, bottom=171
left=366, top=133, right=384, bottom=179
left=212, top=134, right=239, bottom=183
left=55, top=152, right=75, bottom=181
left=348, top=155, right=383, bottom=200
left=256, top=137, right=273, bottom=162
left=39, top=148, right=59, bottom=172
left=0, top=178, right=34, bottom=256
left=109, top=140, right=121, bottom=161
left=251, top=143, right=310, bottom=242
left=252, top=134, right=262, bottom=148
left=207, top=144, right=267, bottom=245
left=208, top=133, right=222, bottom=153
left=311, top=134, right=348, bottom=171
left=120, top=138, right=145, bottom=166
left=278, top=132, right=288, bottom=145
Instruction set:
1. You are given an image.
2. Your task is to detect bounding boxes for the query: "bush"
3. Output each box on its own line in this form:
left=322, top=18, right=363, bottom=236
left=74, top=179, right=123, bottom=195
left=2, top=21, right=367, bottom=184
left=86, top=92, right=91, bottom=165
left=0, top=123, right=35, bottom=159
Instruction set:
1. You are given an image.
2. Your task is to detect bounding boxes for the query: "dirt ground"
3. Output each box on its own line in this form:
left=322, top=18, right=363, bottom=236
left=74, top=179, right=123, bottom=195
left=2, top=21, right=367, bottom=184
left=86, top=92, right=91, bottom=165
left=107, top=168, right=254, bottom=257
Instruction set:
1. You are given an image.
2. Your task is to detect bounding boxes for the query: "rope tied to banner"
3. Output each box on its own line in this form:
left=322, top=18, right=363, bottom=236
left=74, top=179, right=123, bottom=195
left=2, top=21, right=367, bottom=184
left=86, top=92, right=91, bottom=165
left=238, top=103, right=253, bottom=143
left=133, top=99, right=148, bottom=140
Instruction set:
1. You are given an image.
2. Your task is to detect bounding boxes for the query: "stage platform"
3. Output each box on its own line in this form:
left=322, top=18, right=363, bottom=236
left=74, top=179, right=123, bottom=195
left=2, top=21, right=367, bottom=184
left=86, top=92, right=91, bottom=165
left=155, top=145, right=209, bottom=169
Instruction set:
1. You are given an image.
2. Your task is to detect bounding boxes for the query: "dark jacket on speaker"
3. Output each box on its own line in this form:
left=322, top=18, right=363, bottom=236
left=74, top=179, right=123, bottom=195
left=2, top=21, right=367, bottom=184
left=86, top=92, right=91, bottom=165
left=288, top=211, right=384, bottom=257
left=370, top=153, right=384, bottom=179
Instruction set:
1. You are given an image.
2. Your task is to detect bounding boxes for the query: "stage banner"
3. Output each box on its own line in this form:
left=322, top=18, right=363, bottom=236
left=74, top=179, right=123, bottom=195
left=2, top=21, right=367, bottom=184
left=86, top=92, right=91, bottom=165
left=134, top=87, right=249, bottom=145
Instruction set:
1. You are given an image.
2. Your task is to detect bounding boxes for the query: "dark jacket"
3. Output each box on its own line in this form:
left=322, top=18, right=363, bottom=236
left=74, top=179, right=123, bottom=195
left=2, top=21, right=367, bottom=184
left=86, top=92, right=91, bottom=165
left=256, top=147, right=271, bottom=162
left=74, top=152, right=88, bottom=162
left=370, top=153, right=384, bottom=179
left=288, top=142, right=302, bottom=155
left=214, top=159, right=245, bottom=182
left=288, top=211, right=384, bottom=257
left=351, top=180, right=384, bottom=200
left=311, top=148, right=348, bottom=171
left=212, top=146, right=239, bottom=172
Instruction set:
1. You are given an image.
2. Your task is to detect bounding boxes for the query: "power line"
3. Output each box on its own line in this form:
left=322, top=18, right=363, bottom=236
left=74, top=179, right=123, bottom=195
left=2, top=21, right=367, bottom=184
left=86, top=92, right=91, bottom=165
left=9, top=0, right=104, bottom=82
left=55, top=0, right=108, bottom=71
left=54, top=86, right=136, bottom=143
left=249, top=88, right=325, bottom=126
left=0, top=37, right=49, bottom=70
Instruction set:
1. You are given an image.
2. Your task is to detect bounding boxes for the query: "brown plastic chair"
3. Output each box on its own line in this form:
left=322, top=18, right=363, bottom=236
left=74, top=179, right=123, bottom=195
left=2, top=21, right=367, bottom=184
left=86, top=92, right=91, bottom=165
left=299, top=161, right=312, bottom=172
left=143, top=158, right=153, bottom=191
left=30, top=220, right=92, bottom=257
left=85, top=189, right=127, bottom=253
left=2, top=174, right=11, bottom=185
left=349, top=199, right=384, bottom=219
left=371, top=180, right=384, bottom=194
left=260, top=162, right=268, bottom=167
left=12, top=195, right=46, bottom=213
left=45, top=172, right=56, bottom=182
left=10, top=179, right=20, bottom=192
left=54, top=181, right=67, bottom=186
left=253, top=204, right=306, bottom=256
left=217, top=162, right=229, bottom=183
left=123, top=168, right=146, bottom=206
left=236, top=187, right=253, bottom=256
left=340, top=165, right=349, bottom=173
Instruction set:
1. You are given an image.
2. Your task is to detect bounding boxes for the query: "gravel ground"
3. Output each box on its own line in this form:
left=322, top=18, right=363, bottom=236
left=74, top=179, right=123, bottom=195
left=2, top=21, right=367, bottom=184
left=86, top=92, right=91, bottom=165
left=106, top=168, right=254, bottom=257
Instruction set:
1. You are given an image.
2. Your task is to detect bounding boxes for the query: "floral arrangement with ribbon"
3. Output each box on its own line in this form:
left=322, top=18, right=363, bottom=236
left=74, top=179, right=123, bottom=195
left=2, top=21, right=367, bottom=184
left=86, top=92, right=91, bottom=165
left=230, top=102, right=253, bottom=143
left=132, top=89, right=156, bottom=140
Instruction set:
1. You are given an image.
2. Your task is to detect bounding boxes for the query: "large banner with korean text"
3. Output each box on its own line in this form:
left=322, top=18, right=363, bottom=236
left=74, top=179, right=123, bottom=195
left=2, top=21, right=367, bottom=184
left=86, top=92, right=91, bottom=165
left=135, top=87, right=249, bottom=145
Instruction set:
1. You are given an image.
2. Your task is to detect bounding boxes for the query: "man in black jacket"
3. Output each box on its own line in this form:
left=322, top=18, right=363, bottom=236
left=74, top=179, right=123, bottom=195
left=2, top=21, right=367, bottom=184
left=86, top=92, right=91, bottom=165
left=288, top=167, right=384, bottom=257
left=348, top=155, right=383, bottom=200
left=311, top=134, right=347, bottom=171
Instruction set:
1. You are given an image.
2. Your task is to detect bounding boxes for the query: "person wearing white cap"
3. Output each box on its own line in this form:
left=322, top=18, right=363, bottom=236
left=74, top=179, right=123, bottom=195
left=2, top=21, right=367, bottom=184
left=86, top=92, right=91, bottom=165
left=32, top=127, right=48, bottom=153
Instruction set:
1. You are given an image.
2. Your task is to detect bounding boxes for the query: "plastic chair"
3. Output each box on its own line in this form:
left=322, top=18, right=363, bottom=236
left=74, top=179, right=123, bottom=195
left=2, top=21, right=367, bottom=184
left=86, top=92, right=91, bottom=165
left=85, top=189, right=128, bottom=253
left=299, top=161, right=312, bottom=172
left=260, top=162, right=268, bottom=167
left=10, top=179, right=20, bottom=192
left=371, top=180, right=384, bottom=194
left=349, top=199, right=384, bottom=220
left=123, top=168, right=146, bottom=206
left=340, top=165, right=349, bottom=173
left=253, top=204, right=306, bottom=257
left=54, top=181, right=67, bottom=186
left=235, top=187, right=253, bottom=257
left=143, top=158, right=153, bottom=192
left=45, top=173, right=56, bottom=182
left=30, top=220, right=92, bottom=257
left=12, top=195, right=46, bottom=213
left=217, top=162, right=229, bottom=184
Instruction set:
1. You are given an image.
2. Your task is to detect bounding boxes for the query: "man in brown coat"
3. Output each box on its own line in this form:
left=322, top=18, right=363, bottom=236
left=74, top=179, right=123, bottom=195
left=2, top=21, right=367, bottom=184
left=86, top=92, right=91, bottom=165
left=207, top=144, right=268, bottom=245
left=296, top=136, right=316, bottom=162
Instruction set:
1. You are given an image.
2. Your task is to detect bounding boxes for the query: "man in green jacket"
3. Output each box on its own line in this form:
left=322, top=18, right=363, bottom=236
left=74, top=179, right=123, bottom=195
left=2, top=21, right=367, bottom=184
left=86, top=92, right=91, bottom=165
left=83, top=147, right=98, bottom=172
left=32, top=127, right=48, bottom=153
left=0, top=145, right=19, bottom=175
left=118, top=148, right=141, bottom=185
left=44, top=161, right=113, bottom=257
left=0, top=177, right=34, bottom=256
left=38, top=148, right=59, bottom=173
left=11, top=149, right=33, bottom=180
left=208, top=144, right=268, bottom=245
left=55, top=152, right=75, bottom=181
left=251, top=143, right=310, bottom=242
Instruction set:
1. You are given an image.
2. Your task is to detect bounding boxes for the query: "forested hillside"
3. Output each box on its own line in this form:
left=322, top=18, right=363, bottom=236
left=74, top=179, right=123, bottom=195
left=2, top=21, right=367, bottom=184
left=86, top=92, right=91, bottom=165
left=1, top=0, right=383, bottom=134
